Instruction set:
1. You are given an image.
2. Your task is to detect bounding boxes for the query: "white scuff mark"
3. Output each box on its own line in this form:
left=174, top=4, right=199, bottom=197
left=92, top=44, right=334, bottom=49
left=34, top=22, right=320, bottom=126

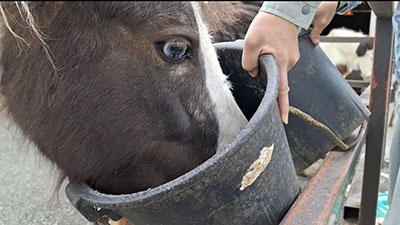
left=239, top=144, right=274, bottom=191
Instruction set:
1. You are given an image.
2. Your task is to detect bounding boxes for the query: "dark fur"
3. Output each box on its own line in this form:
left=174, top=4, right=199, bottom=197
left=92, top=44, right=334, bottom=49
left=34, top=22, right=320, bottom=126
left=198, top=1, right=262, bottom=42
left=0, top=1, right=259, bottom=195
left=356, top=41, right=374, bottom=56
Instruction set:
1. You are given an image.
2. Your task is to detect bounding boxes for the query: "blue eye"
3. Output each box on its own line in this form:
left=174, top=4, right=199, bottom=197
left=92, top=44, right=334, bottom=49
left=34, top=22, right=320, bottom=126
left=163, top=42, right=187, bottom=60
left=157, top=40, right=193, bottom=61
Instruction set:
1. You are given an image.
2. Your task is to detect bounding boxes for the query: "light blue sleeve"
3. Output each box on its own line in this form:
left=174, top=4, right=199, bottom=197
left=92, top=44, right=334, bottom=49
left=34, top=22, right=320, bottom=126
left=259, top=1, right=364, bottom=30
left=259, top=2, right=321, bottom=30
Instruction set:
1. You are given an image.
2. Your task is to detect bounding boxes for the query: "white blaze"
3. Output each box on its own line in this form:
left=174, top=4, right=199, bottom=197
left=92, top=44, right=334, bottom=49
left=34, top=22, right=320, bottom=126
left=191, top=2, right=248, bottom=149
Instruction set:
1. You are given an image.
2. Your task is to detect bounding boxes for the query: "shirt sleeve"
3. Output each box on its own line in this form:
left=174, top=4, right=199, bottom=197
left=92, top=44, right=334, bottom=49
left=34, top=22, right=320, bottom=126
left=259, top=2, right=321, bottom=30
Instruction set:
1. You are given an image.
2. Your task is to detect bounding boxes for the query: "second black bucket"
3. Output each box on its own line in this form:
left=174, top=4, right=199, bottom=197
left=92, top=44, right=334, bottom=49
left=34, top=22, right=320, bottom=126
left=284, top=30, right=371, bottom=171
left=217, top=29, right=371, bottom=173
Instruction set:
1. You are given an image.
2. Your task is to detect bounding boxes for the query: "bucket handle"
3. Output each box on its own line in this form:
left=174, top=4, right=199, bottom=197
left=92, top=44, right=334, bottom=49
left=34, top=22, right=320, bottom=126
left=66, top=182, right=122, bottom=224
left=289, top=106, right=361, bottom=150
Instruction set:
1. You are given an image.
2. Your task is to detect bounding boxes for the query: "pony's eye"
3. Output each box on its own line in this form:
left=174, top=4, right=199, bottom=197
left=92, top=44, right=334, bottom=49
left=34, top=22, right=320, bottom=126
left=158, top=40, right=193, bottom=61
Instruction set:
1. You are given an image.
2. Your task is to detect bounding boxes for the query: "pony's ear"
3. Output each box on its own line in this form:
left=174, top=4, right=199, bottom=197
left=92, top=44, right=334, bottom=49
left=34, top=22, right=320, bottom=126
left=356, top=42, right=373, bottom=56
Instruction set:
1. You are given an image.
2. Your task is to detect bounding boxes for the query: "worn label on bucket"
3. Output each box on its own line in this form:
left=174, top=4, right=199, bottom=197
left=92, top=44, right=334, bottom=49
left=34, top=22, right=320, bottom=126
left=239, top=144, right=274, bottom=191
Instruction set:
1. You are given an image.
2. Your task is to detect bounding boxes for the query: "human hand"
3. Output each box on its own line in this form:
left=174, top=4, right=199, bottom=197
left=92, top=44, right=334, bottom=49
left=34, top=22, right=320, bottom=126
left=310, top=1, right=339, bottom=45
left=242, top=12, right=300, bottom=124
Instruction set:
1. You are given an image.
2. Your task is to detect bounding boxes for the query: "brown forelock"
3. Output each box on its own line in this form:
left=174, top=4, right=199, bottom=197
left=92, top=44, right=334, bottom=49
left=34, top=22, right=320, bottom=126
left=0, top=1, right=219, bottom=194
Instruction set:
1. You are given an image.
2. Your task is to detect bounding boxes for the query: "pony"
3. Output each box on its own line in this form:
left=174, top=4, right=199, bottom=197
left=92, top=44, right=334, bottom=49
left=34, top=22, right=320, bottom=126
left=0, top=1, right=261, bottom=199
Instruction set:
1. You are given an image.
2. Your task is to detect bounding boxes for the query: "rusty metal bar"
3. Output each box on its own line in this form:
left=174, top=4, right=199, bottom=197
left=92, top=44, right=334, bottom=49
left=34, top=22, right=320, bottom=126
left=280, top=125, right=367, bottom=225
left=358, top=2, right=394, bottom=224
left=343, top=149, right=365, bottom=222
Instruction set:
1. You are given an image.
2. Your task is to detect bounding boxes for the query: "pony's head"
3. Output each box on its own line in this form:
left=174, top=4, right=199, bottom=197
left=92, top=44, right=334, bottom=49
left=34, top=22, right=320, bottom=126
left=0, top=1, right=251, bottom=194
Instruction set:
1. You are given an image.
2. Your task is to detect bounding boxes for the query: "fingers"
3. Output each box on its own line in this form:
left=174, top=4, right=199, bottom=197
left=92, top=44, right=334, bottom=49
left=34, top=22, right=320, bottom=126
left=241, top=12, right=298, bottom=124
left=278, top=67, right=290, bottom=124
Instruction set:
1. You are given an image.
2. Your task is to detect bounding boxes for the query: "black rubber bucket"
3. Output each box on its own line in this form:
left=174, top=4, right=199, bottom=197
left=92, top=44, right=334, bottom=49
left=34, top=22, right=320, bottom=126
left=285, top=30, right=370, bottom=172
left=65, top=52, right=301, bottom=224
left=216, top=30, right=371, bottom=173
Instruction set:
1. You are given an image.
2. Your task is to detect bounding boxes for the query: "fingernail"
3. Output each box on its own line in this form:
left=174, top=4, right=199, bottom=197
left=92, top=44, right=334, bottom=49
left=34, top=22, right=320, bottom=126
left=282, top=116, right=288, bottom=125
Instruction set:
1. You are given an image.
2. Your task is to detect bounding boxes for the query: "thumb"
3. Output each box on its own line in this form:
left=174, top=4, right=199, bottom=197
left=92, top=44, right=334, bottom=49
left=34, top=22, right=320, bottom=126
left=242, top=42, right=260, bottom=77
